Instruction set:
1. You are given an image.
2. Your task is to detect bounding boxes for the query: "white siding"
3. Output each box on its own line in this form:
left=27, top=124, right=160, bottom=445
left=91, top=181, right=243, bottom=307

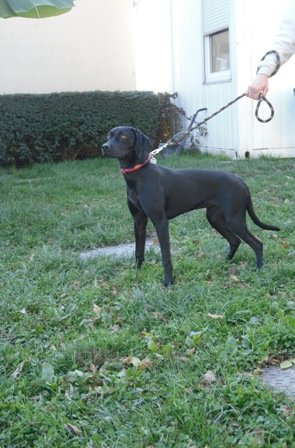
left=169, top=0, right=203, bottom=117
left=235, top=0, right=295, bottom=158
left=170, top=0, right=237, bottom=157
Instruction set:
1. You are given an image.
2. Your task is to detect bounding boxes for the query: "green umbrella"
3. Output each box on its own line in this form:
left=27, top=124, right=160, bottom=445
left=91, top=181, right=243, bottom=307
left=0, top=0, right=75, bottom=18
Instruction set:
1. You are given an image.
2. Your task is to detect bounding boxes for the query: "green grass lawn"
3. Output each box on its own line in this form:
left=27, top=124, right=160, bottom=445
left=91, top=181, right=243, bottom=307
left=0, top=154, right=294, bottom=447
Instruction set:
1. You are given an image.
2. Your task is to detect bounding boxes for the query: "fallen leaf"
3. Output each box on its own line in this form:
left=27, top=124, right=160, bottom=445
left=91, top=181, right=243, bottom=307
left=64, top=423, right=82, bottom=435
left=230, top=274, right=240, bottom=283
left=186, top=348, right=196, bottom=356
left=11, top=361, right=25, bottom=380
left=200, top=370, right=216, bottom=386
left=270, top=233, right=278, bottom=239
left=208, top=313, right=224, bottom=319
left=151, top=311, right=166, bottom=320
left=279, top=240, right=290, bottom=248
left=121, top=356, right=141, bottom=368
left=178, top=356, right=189, bottom=363
left=184, top=387, right=193, bottom=394
left=93, top=304, right=102, bottom=317
left=280, top=358, right=295, bottom=370
left=139, top=358, right=153, bottom=369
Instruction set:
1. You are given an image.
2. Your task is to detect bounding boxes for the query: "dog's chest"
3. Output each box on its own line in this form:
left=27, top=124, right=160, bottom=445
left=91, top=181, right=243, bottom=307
left=127, top=186, right=144, bottom=210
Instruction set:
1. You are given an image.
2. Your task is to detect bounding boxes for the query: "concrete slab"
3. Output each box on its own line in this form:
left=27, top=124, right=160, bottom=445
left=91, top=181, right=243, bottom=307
left=261, top=366, right=295, bottom=400
left=80, top=238, right=159, bottom=260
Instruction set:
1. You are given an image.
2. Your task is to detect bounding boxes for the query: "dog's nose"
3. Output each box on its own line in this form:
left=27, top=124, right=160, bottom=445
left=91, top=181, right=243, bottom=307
left=101, top=143, right=109, bottom=155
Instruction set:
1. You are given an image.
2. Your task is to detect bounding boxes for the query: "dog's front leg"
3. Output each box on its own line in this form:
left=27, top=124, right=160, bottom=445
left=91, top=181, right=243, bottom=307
left=134, top=212, right=148, bottom=269
left=154, top=219, right=173, bottom=286
left=128, top=201, right=148, bottom=269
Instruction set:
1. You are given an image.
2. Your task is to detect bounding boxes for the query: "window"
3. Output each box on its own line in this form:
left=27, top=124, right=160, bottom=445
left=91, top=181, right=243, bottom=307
left=204, top=28, right=230, bottom=82
left=210, top=30, right=229, bottom=73
left=202, top=0, right=230, bottom=83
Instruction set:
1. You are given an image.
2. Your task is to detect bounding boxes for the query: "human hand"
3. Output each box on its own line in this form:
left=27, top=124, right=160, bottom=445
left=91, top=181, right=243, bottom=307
left=246, top=74, right=269, bottom=100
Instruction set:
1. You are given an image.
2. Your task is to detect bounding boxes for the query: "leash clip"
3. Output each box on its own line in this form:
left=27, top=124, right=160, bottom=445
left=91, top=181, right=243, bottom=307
left=255, top=94, right=274, bottom=123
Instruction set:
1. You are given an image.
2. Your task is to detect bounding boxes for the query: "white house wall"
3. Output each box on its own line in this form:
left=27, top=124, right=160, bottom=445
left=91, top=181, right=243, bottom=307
left=135, top=0, right=239, bottom=156
left=168, top=0, right=238, bottom=156
left=0, top=0, right=136, bottom=94
left=235, top=0, right=295, bottom=158
left=170, top=0, right=295, bottom=158
left=135, top=0, right=295, bottom=158
left=134, top=0, right=174, bottom=93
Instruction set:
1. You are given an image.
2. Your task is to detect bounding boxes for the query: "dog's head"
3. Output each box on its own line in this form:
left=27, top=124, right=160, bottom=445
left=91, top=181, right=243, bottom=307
left=102, top=126, right=151, bottom=164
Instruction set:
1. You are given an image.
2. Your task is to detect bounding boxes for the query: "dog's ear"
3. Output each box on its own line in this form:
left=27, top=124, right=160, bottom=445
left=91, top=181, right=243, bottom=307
left=133, top=128, right=151, bottom=161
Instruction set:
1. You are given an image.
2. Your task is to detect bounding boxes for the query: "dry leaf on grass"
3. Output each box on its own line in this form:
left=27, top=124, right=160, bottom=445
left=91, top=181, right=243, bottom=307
left=64, top=423, right=82, bottom=435
left=229, top=274, right=240, bottom=283
left=121, top=356, right=153, bottom=369
left=207, top=313, right=224, bottom=319
left=200, top=370, right=217, bottom=387
left=138, top=358, right=153, bottom=370
left=11, top=361, right=25, bottom=380
left=121, top=356, right=141, bottom=368
left=280, top=358, right=295, bottom=369
left=93, top=304, right=102, bottom=317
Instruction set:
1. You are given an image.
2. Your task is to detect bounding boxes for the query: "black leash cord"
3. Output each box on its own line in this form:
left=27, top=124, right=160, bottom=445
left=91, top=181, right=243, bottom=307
left=193, top=93, right=246, bottom=129
left=191, top=93, right=274, bottom=130
left=255, top=94, right=275, bottom=123
left=163, top=93, right=275, bottom=148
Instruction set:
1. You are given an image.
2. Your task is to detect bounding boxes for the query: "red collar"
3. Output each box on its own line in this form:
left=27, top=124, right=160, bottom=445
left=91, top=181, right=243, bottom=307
left=120, top=154, right=151, bottom=175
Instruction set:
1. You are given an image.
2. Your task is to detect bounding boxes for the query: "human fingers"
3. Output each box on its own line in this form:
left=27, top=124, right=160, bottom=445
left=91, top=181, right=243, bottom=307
left=246, top=74, right=269, bottom=100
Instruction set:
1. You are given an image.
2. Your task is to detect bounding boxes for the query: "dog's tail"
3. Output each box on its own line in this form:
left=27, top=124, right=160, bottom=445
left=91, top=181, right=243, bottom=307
left=247, top=199, right=280, bottom=231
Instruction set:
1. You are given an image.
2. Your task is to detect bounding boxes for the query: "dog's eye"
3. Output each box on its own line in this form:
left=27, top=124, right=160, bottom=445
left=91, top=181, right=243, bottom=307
left=120, top=135, right=128, bottom=142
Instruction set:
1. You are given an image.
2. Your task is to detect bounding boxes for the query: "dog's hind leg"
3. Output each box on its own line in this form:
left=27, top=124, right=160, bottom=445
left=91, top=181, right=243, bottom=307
left=226, top=216, right=263, bottom=268
left=206, top=206, right=241, bottom=261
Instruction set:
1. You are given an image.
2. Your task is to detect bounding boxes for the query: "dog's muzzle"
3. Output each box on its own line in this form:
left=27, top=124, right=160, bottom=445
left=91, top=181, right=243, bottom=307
left=101, top=143, right=110, bottom=156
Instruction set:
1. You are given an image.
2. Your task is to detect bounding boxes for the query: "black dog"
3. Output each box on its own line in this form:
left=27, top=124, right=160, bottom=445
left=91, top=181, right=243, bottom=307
left=102, top=126, right=279, bottom=286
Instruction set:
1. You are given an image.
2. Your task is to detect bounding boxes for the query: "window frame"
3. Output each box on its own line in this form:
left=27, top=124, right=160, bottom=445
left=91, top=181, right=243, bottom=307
left=204, top=28, right=231, bottom=84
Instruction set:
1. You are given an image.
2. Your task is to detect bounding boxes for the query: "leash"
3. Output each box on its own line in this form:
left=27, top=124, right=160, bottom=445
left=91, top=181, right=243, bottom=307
left=151, top=93, right=275, bottom=158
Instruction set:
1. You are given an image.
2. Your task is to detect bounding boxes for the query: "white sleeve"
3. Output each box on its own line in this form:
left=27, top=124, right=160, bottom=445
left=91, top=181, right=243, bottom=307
left=257, top=0, right=295, bottom=77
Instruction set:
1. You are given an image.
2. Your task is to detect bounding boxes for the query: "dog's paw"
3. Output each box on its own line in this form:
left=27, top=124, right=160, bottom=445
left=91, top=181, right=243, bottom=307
left=163, top=278, right=174, bottom=287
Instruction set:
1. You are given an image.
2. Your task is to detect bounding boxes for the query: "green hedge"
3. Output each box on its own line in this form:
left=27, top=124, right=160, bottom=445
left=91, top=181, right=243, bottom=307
left=0, top=91, right=181, bottom=167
